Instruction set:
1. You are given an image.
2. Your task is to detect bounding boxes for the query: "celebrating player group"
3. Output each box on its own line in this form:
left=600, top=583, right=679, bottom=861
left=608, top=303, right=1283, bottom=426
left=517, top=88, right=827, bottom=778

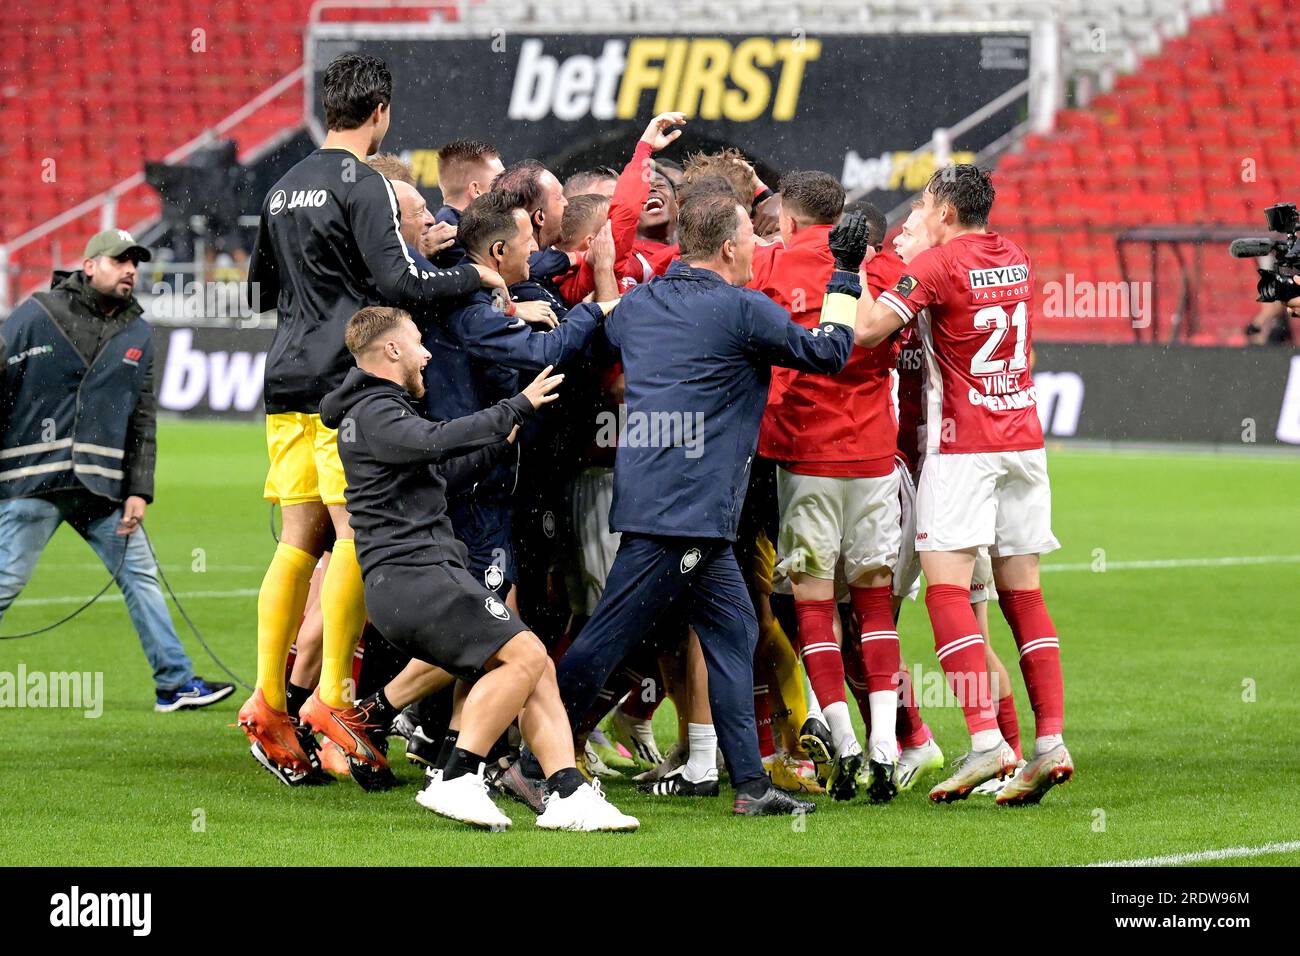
left=234, top=51, right=1072, bottom=832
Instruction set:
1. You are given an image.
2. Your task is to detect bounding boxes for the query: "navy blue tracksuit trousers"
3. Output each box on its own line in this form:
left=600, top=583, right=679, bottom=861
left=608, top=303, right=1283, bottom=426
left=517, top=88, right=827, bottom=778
left=556, top=532, right=763, bottom=787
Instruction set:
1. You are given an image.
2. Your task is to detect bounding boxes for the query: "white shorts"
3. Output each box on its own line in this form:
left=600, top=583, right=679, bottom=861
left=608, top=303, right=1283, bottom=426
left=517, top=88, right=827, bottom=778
left=895, top=459, right=996, bottom=604
left=775, top=467, right=901, bottom=585
left=570, top=466, right=620, bottom=615
left=915, top=448, right=1060, bottom=557
left=893, top=460, right=922, bottom=601
left=970, top=548, right=997, bottom=604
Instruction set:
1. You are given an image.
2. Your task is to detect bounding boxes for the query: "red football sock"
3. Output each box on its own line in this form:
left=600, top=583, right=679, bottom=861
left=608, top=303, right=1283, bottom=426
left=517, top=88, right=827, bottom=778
left=619, top=667, right=662, bottom=720
left=895, top=663, right=932, bottom=750
left=754, top=681, right=776, bottom=759
left=849, top=585, right=901, bottom=694
left=998, top=589, right=1064, bottom=738
left=840, top=640, right=873, bottom=736
left=794, top=598, right=846, bottom=706
left=925, top=584, right=998, bottom=734
left=997, top=692, right=1023, bottom=761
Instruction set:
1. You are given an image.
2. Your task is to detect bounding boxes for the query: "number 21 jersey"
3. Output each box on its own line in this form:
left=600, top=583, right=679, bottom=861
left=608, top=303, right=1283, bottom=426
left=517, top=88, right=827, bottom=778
left=876, top=232, right=1043, bottom=455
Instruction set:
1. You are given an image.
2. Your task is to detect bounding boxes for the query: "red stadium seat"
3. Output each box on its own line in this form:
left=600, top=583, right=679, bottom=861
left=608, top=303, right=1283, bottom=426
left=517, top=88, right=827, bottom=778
left=995, top=0, right=1300, bottom=344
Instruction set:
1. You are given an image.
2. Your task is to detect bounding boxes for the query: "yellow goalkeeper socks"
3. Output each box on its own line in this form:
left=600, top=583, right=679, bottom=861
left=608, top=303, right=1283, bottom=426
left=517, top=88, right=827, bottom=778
left=318, top=539, right=367, bottom=708
left=764, top=617, right=809, bottom=735
left=255, top=542, right=317, bottom=712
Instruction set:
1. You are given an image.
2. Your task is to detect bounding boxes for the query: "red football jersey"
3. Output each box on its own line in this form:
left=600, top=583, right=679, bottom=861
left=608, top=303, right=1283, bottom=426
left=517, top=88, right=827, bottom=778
left=877, top=232, right=1043, bottom=455
left=894, top=323, right=925, bottom=473
left=627, top=237, right=678, bottom=285
left=754, top=225, right=898, bottom=477
left=864, top=247, right=906, bottom=299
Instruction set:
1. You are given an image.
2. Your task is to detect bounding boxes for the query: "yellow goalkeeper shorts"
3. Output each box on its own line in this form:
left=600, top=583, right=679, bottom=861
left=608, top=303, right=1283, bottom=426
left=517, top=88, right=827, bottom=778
left=263, top=412, right=348, bottom=507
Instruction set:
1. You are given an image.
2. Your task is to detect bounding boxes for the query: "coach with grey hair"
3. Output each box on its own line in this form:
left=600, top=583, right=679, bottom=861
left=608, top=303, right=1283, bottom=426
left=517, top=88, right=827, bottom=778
left=0, top=230, right=232, bottom=712
left=552, top=192, right=872, bottom=816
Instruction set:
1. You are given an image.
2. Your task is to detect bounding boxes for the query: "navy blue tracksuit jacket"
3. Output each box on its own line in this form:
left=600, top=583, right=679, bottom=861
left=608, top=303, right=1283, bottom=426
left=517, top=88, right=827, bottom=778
left=557, top=260, right=860, bottom=788
left=423, top=285, right=603, bottom=592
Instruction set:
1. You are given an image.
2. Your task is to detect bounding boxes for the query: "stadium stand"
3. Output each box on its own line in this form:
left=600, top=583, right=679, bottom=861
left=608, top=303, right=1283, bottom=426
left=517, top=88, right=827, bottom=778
left=0, top=1, right=323, bottom=304
left=995, top=0, right=1299, bottom=342
left=2, top=0, right=1293, bottom=344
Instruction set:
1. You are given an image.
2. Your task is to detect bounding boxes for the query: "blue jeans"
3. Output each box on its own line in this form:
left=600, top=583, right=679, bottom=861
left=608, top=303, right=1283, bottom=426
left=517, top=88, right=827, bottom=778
left=0, top=494, right=194, bottom=691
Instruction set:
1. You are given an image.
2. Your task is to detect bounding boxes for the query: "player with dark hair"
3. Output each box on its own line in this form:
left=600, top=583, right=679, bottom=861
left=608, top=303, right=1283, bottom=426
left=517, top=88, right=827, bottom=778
left=320, top=306, right=637, bottom=831
left=750, top=170, right=906, bottom=802
left=423, top=190, right=612, bottom=616
left=238, top=52, right=507, bottom=785
left=857, top=165, right=1072, bottom=805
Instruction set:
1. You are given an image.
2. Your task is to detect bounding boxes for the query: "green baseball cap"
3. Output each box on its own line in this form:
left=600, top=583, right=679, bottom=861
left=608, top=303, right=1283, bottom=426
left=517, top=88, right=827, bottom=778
left=83, top=229, right=152, bottom=262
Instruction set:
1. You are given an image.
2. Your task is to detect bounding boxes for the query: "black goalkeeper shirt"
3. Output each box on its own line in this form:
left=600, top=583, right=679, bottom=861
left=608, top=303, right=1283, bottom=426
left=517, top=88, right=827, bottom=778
left=248, top=147, right=480, bottom=414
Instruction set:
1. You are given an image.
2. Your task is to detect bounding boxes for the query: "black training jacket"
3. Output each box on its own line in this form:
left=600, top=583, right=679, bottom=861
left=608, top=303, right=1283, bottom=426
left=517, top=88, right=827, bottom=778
left=319, top=367, right=535, bottom=576
left=248, top=148, right=481, bottom=414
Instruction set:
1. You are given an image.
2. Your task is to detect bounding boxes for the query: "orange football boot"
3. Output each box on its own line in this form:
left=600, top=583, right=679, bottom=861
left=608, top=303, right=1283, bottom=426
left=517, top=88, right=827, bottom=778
left=298, top=690, right=389, bottom=769
left=235, top=689, right=311, bottom=775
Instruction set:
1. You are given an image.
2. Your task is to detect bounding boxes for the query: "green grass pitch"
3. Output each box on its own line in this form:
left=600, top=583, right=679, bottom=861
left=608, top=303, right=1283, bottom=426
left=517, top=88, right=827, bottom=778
left=1, top=419, right=1297, bottom=866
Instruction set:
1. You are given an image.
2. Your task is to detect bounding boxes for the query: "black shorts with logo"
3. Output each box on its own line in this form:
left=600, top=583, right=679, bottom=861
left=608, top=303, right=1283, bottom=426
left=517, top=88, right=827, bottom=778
left=363, top=561, right=527, bottom=679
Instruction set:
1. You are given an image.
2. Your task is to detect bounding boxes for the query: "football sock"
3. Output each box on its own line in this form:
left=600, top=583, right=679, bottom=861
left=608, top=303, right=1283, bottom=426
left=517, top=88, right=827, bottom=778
left=843, top=655, right=873, bottom=734
left=998, top=589, right=1064, bottom=739
left=519, top=747, right=544, bottom=781
left=546, top=767, right=586, bottom=798
left=255, top=542, right=316, bottom=711
left=763, top=617, right=808, bottom=731
left=793, top=597, right=847, bottom=709
left=435, top=731, right=459, bottom=769
left=824, top=701, right=860, bottom=758
left=1035, top=733, right=1064, bottom=757
left=802, top=670, right=824, bottom=723
left=285, top=680, right=312, bottom=721
left=754, top=682, right=776, bottom=760
left=849, top=585, right=901, bottom=755
left=360, top=690, right=398, bottom=731
left=925, top=583, right=999, bottom=738
left=684, top=722, right=718, bottom=783
left=895, top=665, right=932, bottom=750
left=443, top=746, right=486, bottom=782
left=319, top=539, right=367, bottom=708
left=998, top=692, right=1023, bottom=761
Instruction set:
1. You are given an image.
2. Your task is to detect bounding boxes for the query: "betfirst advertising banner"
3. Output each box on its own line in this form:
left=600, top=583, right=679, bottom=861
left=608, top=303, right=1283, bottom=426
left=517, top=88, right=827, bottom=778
left=306, top=30, right=1032, bottom=210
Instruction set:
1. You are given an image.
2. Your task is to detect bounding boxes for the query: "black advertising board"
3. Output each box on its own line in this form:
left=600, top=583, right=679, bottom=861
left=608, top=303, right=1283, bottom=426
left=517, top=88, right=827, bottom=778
left=306, top=29, right=1032, bottom=209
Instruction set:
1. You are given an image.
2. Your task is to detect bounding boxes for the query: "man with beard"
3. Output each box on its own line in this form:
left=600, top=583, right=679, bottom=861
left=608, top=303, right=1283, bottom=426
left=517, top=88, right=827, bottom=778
left=321, top=306, right=637, bottom=831
left=0, top=230, right=233, bottom=713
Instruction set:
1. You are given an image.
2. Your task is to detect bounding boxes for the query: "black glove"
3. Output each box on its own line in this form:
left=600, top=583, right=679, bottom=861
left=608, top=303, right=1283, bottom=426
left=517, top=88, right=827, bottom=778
left=828, top=211, right=871, bottom=273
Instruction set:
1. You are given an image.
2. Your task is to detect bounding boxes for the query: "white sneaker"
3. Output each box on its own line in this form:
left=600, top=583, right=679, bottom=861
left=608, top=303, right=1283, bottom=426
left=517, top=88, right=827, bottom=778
left=415, top=770, right=511, bottom=830
left=895, top=737, right=945, bottom=792
left=536, top=780, right=640, bottom=832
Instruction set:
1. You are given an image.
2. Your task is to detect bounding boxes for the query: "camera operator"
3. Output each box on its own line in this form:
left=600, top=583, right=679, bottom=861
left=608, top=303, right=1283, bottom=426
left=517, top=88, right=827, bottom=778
left=1245, top=300, right=1292, bottom=345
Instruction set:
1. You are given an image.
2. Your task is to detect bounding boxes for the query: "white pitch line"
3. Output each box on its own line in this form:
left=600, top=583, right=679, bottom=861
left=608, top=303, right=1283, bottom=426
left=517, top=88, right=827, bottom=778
left=1042, top=554, right=1300, bottom=573
left=1088, top=840, right=1300, bottom=867
left=12, top=588, right=259, bottom=608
